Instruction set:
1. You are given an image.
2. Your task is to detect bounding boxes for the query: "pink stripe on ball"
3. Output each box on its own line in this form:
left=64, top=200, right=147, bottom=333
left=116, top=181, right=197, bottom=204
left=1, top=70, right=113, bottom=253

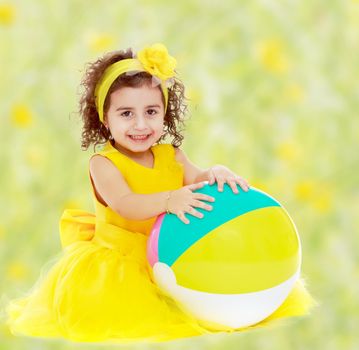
left=147, top=212, right=165, bottom=266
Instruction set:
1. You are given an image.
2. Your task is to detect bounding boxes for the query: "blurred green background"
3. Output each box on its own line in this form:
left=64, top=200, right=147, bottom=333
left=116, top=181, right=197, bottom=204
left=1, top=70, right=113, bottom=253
left=0, top=0, right=358, bottom=349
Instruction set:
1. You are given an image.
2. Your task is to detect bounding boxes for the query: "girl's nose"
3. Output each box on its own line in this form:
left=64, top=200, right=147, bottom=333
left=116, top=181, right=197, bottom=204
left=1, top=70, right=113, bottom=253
left=134, top=116, right=148, bottom=129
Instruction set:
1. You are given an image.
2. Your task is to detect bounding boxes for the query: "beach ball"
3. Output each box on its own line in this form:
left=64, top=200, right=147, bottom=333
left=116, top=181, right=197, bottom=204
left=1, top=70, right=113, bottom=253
left=147, top=182, right=301, bottom=329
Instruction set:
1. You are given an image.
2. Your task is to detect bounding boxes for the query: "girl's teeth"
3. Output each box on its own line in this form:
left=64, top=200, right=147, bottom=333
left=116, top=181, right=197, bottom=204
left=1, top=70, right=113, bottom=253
left=130, top=134, right=150, bottom=140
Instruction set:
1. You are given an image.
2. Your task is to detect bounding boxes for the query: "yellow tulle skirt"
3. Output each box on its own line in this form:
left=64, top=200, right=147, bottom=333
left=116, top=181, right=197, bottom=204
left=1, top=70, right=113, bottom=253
left=2, top=209, right=317, bottom=344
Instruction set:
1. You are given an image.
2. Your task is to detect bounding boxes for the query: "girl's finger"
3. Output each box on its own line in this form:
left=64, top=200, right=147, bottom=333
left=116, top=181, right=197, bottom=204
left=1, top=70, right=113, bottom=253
left=228, top=179, right=239, bottom=194
left=243, top=179, right=250, bottom=187
left=217, top=177, right=226, bottom=192
left=189, top=182, right=204, bottom=190
left=238, top=176, right=249, bottom=186
left=178, top=212, right=190, bottom=224
left=208, top=170, right=215, bottom=185
left=235, top=177, right=249, bottom=191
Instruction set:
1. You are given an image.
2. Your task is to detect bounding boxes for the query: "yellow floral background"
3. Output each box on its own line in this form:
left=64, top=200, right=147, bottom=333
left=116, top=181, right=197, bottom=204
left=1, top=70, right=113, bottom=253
left=0, top=0, right=358, bottom=349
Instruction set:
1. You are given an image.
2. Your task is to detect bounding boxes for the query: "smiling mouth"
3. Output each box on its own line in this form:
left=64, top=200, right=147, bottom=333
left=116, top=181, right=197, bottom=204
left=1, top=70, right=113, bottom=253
left=128, top=133, right=152, bottom=141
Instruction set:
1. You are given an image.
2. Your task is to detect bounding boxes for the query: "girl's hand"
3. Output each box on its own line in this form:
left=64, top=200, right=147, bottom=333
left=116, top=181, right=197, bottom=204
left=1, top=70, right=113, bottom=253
left=208, top=165, right=250, bottom=194
left=167, top=182, right=215, bottom=224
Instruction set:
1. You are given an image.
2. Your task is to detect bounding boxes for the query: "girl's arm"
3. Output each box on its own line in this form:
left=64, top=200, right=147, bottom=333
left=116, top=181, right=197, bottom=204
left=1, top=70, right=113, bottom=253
left=174, top=148, right=250, bottom=192
left=89, top=155, right=170, bottom=220
left=174, top=148, right=211, bottom=185
left=117, top=192, right=171, bottom=220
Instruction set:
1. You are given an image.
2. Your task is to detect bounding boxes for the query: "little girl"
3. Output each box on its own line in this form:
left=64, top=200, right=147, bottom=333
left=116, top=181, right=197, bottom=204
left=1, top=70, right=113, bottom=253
left=3, top=43, right=315, bottom=344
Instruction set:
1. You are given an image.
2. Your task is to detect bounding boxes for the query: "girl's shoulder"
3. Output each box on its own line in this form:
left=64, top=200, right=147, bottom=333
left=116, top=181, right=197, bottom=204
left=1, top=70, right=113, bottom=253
left=95, top=141, right=117, bottom=156
left=153, top=142, right=175, bottom=150
left=153, top=142, right=177, bottom=158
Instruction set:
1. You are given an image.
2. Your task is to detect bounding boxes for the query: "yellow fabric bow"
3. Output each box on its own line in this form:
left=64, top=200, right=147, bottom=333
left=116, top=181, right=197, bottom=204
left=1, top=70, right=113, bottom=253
left=94, top=43, right=177, bottom=124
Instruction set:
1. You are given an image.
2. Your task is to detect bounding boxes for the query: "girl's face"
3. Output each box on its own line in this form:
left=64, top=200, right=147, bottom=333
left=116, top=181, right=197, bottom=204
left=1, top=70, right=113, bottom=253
left=104, top=83, right=165, bottom=156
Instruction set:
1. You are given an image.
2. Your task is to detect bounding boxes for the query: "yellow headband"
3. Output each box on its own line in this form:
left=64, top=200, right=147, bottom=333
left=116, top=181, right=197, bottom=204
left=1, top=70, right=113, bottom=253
left=94, top=43, right=177, bottom=124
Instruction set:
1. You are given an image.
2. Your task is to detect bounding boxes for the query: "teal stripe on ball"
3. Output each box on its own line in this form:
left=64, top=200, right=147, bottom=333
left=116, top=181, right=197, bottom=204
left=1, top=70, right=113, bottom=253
left=158, top=184, right=281, bottom=266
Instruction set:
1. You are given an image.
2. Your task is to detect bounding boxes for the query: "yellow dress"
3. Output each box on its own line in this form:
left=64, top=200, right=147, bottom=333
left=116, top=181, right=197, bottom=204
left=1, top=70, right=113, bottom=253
left=3, top=140, right=316, bottom=344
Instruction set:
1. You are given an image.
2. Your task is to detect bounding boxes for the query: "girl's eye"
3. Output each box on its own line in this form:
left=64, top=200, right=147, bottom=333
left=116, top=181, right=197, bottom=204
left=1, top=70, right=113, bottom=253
left=148, top=109, right=157, bottom=116
left=121, top=111, right=132, bottom=118
left=120, top=109, right=157, bottom=118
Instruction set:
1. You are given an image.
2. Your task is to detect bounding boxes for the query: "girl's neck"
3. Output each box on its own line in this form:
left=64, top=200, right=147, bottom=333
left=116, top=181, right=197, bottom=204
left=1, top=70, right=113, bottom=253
left=110, top=139, right=153, bottom=160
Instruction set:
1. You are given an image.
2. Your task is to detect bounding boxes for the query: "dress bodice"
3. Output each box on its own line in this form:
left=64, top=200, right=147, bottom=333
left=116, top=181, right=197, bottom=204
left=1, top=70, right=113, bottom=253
left=88, top=140, right=184, bottom=236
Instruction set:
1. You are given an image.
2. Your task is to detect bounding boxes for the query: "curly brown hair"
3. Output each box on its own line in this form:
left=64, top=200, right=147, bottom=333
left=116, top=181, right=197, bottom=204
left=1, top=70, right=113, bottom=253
left=75, top=47, right=190, bottom=153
